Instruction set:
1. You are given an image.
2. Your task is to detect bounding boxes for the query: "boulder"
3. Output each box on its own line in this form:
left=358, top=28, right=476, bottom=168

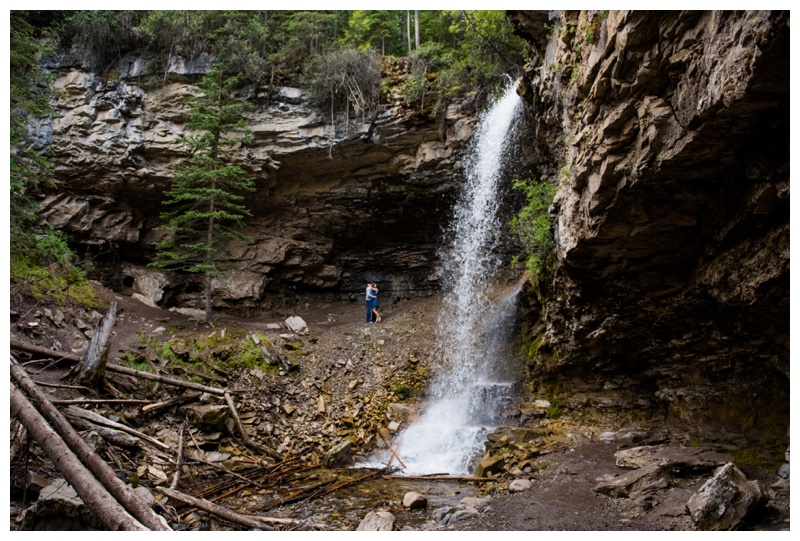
left=614, top=444, right=731, bottom=472
left=475, top=454, right=505, bottom=477
left=509, top=479, right=533, bottom=493
left=686, top=463, right=771, bottom=531
left=356, top=511, right=396, bottom=531
left=284, top=316, right=309, bottom=335
left=324, top=439, right=352, bottom=468
left=23, top=478, right=104, bottom=530
left=594, top=462, right=669, bottom=499
left=177, top=404, right=229, bottom=428
left=402, top=491, right=428, bottom=509
left=459, top=496, right=491, bottom=510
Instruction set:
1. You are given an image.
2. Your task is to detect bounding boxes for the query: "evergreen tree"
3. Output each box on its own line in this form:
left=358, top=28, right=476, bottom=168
left=150, top=65, right=256, bottom=323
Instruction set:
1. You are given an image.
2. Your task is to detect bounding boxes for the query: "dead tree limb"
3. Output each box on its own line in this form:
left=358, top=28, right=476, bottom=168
left=51, top=399, right=151, bottom=406
left=157, top=486, right=275, bottom=530
left=11, top=339, right=227, bottom=396
left=10, top=383, right=149, bottom=531
left=382, top=474, right=496, bottom=481
left=103, top=364, right=228, bottom=396
left=10, top=339, right=80, bottom=362
left=10, top=356, right=171, bottom=531
left=378, top=430, right=407, bottom=469
left=224, top=392, right=283, bottom=461
left=64, top=406, right=171, bottom=452
left=170, top=426, right=185, bottom=490
left=142, top=391, right=200, bottom=414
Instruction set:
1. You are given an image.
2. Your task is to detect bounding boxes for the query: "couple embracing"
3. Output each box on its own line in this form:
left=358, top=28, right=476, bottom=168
left=365, top=282, right=382, bottom=323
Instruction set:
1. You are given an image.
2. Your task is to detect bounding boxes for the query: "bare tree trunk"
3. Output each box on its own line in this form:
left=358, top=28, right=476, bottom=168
left=10, top=383, right=149, bottom=531
left=204, top=273, right=213, bottom=324
left=10, top=357, right=171, bottom=530
left=407, top=11, right=412, bottom=55
left=415, top=10, right=420, bottom=48
left=75, top=302, right=116, bottom=387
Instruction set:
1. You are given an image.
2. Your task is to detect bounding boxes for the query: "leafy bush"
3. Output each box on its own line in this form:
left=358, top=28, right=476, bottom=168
left=509, top=176, right=557, bottom=279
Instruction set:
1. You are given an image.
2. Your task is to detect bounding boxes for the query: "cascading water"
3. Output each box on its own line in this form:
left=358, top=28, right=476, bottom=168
left=384, top=81, right=523, bottom=475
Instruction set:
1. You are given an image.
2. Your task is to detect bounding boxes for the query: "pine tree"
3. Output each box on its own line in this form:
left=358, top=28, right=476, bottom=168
left=150, top=64, right=256, bottom=323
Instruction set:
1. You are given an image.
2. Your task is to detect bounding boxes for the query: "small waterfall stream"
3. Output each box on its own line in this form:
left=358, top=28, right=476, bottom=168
left=382, top=82, right=524, bottom=475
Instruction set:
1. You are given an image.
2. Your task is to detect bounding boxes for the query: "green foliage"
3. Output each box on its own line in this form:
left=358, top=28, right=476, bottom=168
left=390, top=385, right=412, bottom=401
left=45, top=10, right=525, bottom=110
left=10, top=13, right=103, bottom=307
left=150, top=65, right=256, bottom=321
left=139, top=331, right=275, bottom=376
left=547, top=399, right=563, bottom=419
left=10, top=12, right=55, bottom=250
left=345, top=10, right=403, bottom=56
left=509, top=176, right=557, bottom=278
left=10, top=235, right=101, bottom=309
left=120, top=352, right=153, bottom=373
left=405, top=10, right=527, bottom=114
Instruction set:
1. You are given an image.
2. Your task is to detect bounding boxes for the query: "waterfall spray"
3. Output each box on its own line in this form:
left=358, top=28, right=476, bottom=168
left=390, top=81, right=524, bottom=475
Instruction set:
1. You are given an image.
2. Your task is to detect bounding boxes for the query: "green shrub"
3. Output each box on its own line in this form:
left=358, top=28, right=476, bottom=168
left=509, top=176, right=557, bottom=279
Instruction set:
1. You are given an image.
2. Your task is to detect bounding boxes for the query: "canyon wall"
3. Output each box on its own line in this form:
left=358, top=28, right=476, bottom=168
left=508, top=10, right=789, bottom=450
left=32, top=10, right=790, bottom=452
left=34, top=56, right=483, bottom=311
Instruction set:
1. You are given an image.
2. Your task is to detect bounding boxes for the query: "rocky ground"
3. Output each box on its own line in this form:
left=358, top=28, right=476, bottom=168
left=9, top=284, right=790, bottom=532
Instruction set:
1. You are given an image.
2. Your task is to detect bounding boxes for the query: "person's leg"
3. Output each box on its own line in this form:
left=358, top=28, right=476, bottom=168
left=366, top=300, right=372, bottom=323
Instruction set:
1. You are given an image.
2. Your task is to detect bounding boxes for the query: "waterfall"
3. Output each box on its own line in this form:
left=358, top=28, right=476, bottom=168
left=392, top=82, right=523, bottom=475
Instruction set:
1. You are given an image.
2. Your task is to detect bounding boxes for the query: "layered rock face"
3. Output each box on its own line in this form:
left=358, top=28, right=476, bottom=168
left=510, top=11, right=789, bottom=448
left=35, top=56, right=477, bottom=310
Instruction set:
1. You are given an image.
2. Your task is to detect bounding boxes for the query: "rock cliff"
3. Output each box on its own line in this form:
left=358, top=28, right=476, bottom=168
left=34, top=56, right=479, bottom=311
left=31, top=11, right=789, bottom=456
left=509, top=10, right=789, bottom=451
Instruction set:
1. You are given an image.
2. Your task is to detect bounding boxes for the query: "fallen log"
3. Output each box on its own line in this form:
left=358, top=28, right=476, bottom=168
left=377, top=430, right=406, bottom=469
left=10, top=356, right=171, bottom=531
left=382, top=475, right=497, bottom=482
left=64, top=406, right=171, bottom=452
left=51, top=399, right=151, bottom=406
left=11, top=383, right=149, bottom=531
left=10, top=339, right=227, bottom=396
left=10, top=339, right=80, bottom=362
left=170, top=426, right=184, bottom=490
left=105, top=364, right=228, bottom=396
left=157, top=486, right=275, bottom=530
left=67, top=416, right=141, bottom=448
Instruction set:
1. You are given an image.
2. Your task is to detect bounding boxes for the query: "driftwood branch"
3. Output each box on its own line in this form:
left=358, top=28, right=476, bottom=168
left=51, top=399, right=151, bottom=406
left=382, top=474, right=497, bottom=482
left=157, top=486, right=275, bottom=530
left=378, top=430, right=407, bottom=469
left=224, top=392, right=283, bottom=461
left=142, top=392, right=199, bottom=414
left=10, top=356, right=171, bottom=530
left=64, top=406, right=171, bottom=452
left=170, top=426, right=184, bottom=490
